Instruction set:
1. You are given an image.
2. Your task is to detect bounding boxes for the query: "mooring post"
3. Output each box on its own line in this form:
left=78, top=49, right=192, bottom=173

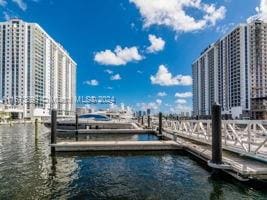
left=211, top=103, right=222, bottom=164
left=138, top=111, right=142, bottom=124
left=159, top=112, right=162, bottom=136
left=75, top=113, right=79, bottom=131
left=51, top=109, right=57, bottom=156
left=75, top=113, right=79, bottom=141
left=35, top=118, right=38, bottom=141
left=147, top=115, right=150, bottom=128
left=147, top=109, right=151, bottom=128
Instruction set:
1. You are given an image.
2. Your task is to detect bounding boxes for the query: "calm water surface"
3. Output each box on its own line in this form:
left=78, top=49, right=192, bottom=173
left=57, top=132, right=160, bottom=142
left=0, top=124, right=267, bottom=200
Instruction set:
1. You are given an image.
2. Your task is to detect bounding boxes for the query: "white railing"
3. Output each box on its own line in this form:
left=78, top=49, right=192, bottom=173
left=158, top=119, right=267, bottom=157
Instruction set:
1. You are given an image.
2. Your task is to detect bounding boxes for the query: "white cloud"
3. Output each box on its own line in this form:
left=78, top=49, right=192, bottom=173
left=130, top=22, right=138, bottom=31
left=150, top=65, right=192, bottom=86
left=3, top=11, right=10, bottom=20
left=84, top=79, right=99, bottom=86
left=170, top=104, right=192, bottom=113
left=106, top=86, right=113, bottom=90
left=94, top=45, right=143, bottom=66
left=130, top=0, right=226, bottom=33
left=104, top=69, right=113, bottom=74
left=175, top=92, right=192, bottom=98
left=137, top=99, right=162, bottom=110
left=259, top=0, right=267, bottom=17
left=175, top=99, right=187, bottom=104
left=157, top=92, right=167, bottom=97
left=0, top=0, right=7, bottom=6
left=12, top=0, right=27, bottom=11
left=147, top=34, right=165, bottom=53
left=110, top=74, right=122, bottom=80
left=216, top=22, right=235, bottom=35
left=137, top=70, right=143, bottom=74
left=248, top=0, right=267, bottom=22
left=156, top=99, right=162, bottom=104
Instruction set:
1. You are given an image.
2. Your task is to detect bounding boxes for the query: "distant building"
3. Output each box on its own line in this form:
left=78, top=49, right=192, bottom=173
left=185, top=112, right=190, bottom=117
left=76, top=107, right=92, bottom=115
left=0, top=19, right=76, bottom=118
left=193, top=19, right=267, bottom=119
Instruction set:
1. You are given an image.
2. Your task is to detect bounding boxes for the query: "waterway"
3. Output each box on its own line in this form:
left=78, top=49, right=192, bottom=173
left=0, top=124, right=267, bottom=199
left=57, top=132, right=160, bottom=142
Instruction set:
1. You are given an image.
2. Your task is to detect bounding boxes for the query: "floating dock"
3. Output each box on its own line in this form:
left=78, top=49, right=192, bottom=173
left=163, top=131, right=267, bottom=181
left=51, top=129, right=267, bottom=181
left=48, top=109, right=267, bottom=182
left=51, top=141, right=181, bottom=151
left=57, top=129, right=154, bottom=134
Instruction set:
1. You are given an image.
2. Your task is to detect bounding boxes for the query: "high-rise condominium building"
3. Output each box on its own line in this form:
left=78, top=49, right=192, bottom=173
left=0, top=19, right=76, bottom=118
left=249, top=20, right=267, bottom=119
left=192, top=19, right=267, bottom=119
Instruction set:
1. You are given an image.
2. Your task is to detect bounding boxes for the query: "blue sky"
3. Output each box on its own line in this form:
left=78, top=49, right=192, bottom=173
left=0, top=0, right=261, bottom=113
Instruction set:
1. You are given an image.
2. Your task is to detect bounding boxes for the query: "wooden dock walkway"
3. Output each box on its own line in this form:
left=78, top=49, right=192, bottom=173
left=163, top=131, right=267, bottom=181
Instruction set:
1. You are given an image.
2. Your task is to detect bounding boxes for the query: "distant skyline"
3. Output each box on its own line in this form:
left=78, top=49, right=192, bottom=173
left=0, top=0, right=263, bottom=113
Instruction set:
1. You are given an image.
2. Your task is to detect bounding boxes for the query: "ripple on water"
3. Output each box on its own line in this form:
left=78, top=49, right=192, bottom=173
left=0, top=124, right=267, bottom=199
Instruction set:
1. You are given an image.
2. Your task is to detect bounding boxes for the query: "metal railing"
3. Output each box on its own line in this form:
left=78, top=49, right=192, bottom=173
left=139, top=117, right=267, bottom=159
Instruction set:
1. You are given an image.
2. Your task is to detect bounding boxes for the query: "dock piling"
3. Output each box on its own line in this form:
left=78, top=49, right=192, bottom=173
left=35, top=118, right=38, bottom=141
left=75, top=113, right=79, bottom=140
left=75, top=113, right=78, bottom=130
left=159, top=112, right=162, bottom=136
left=211, top=103, right=222, bottom=164
left=138, top=111, right=142, bottom=124
left=147, top=109, right=151, bottom=128
left=75, top=114, right=79, bottom=131
left=51, top=109, right=57, bottom=156
left=147, top=115, right=150, bottom=128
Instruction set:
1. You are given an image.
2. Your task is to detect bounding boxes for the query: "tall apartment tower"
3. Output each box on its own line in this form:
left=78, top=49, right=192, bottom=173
left=0, top=19, right=76, bottom=118
left=192, top=44, right=218, bottom=117
left=193, top=23, right=251, bottom=119
left=249, top=20, right=267, bottom=119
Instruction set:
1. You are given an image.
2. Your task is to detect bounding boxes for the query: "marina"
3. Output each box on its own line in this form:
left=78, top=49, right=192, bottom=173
left=43, top=108, right=267, bottom=183
left=1, top=1, right=267, bottom=199
left=1, top=123, right=267, bottom=199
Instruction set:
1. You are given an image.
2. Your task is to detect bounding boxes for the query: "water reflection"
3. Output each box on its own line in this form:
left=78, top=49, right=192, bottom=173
left=50, top=156, right=57, bottom=178
left=57, top=132, right=160, bottom=142
left=0, top=124, right=267, bottom=199
left=209, top=177, right=224, bottom=200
